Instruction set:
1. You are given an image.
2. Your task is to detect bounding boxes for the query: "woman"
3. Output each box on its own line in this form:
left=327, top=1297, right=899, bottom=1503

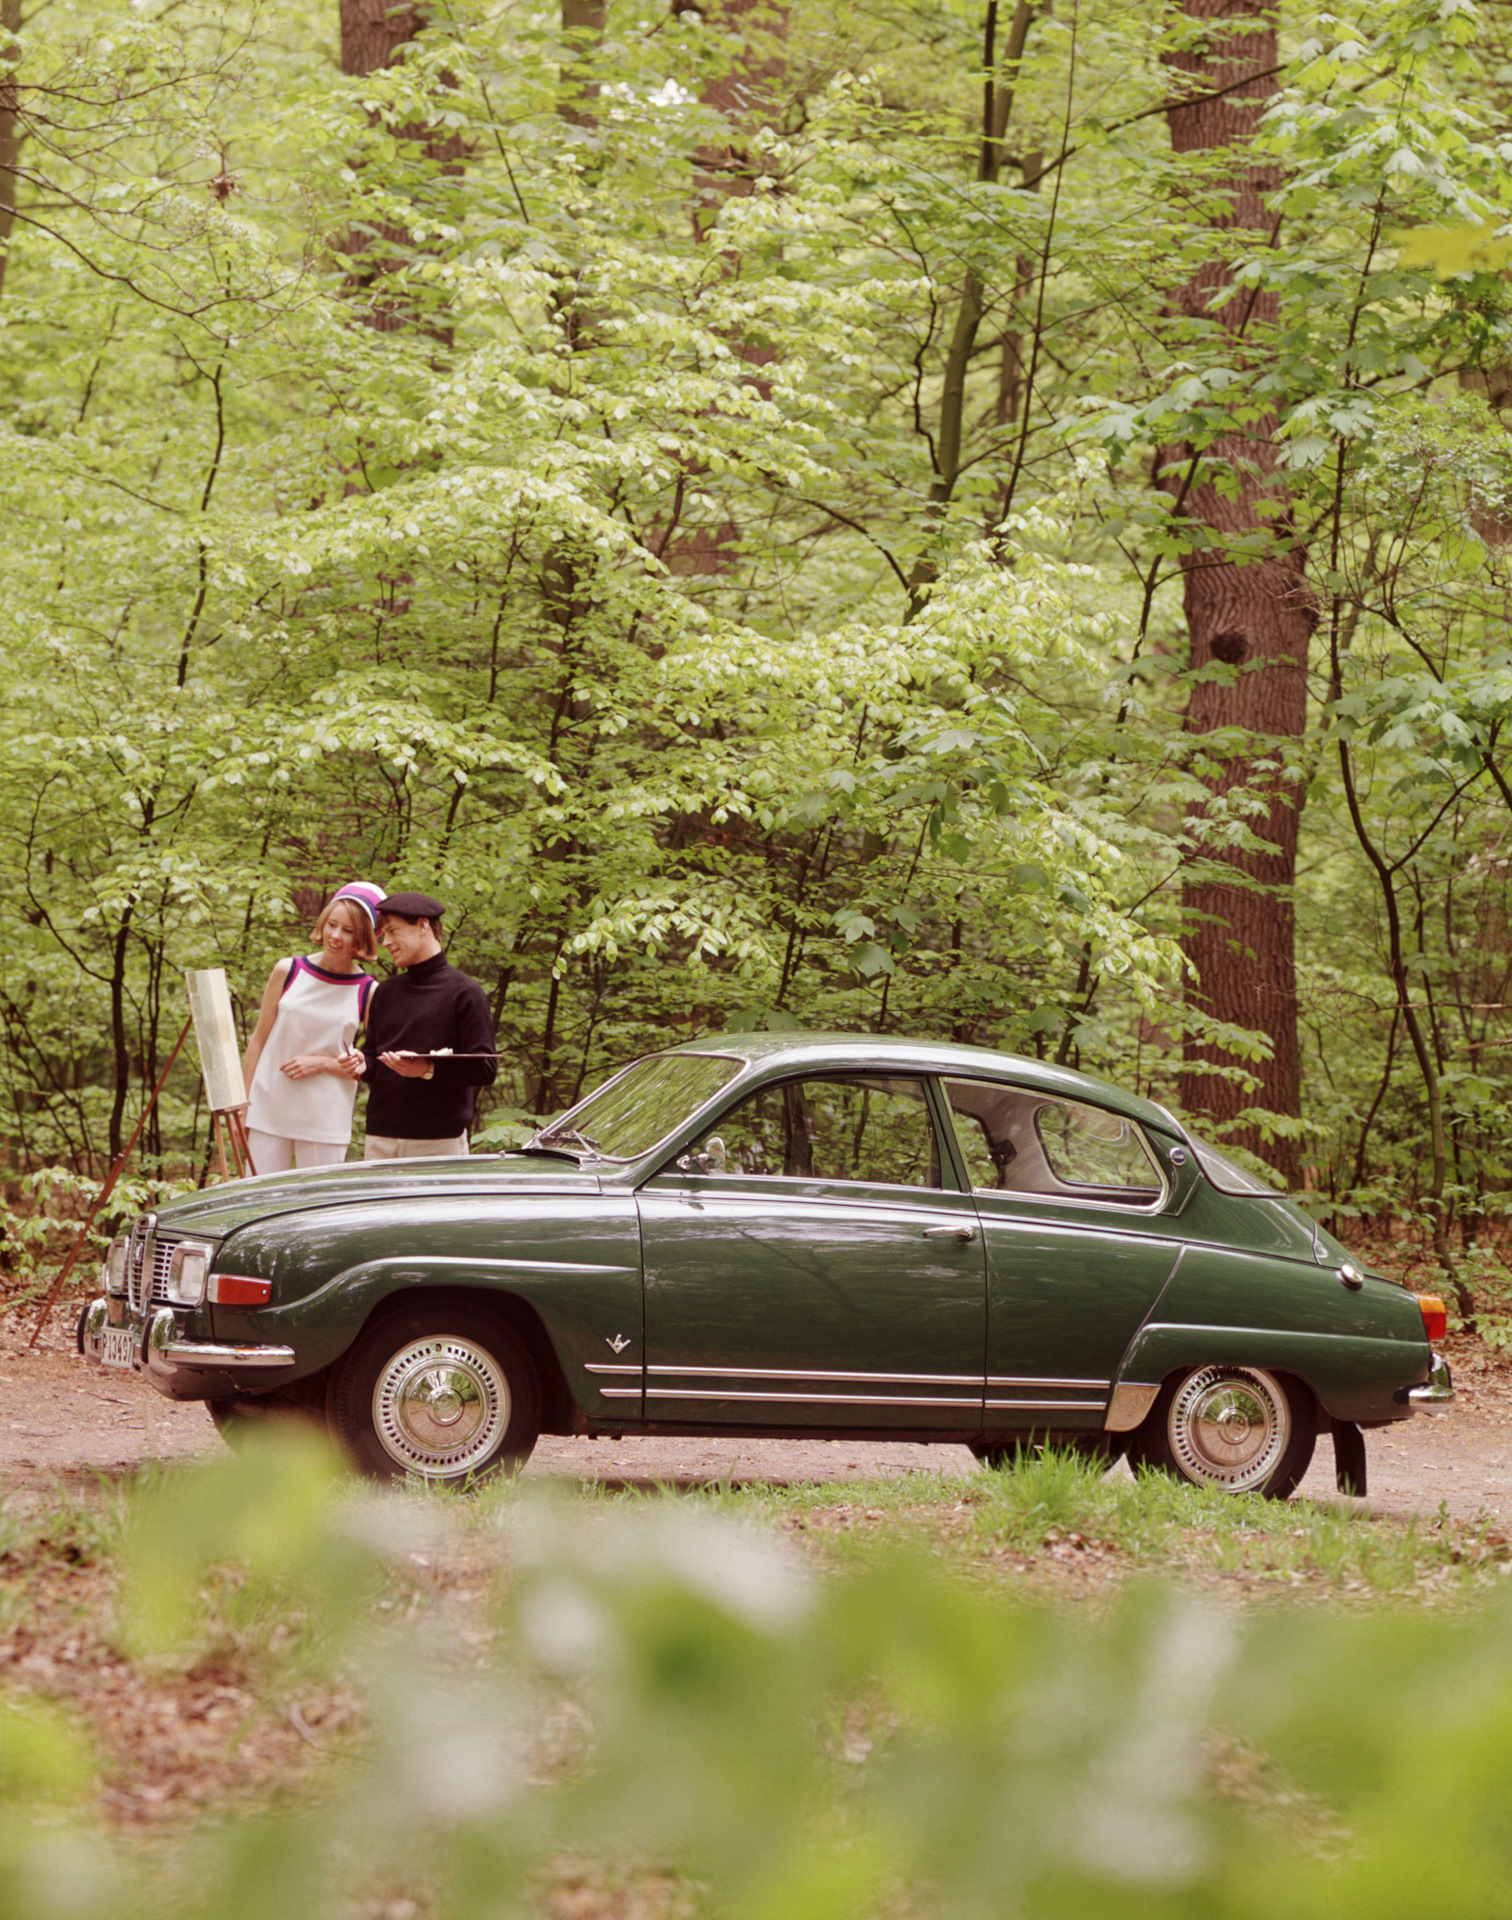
left=240, top=882, right=384, bottom=1173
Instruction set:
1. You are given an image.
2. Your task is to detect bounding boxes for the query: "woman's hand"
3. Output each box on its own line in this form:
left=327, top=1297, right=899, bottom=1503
left=281, top=1054, right=336, bottom=1080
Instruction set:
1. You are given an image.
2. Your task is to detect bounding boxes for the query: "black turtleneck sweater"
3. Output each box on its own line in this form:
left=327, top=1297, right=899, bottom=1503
left=359, top=949, right=497, bottom=1138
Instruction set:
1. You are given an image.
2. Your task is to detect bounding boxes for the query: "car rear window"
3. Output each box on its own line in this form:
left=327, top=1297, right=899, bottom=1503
left=941, top=1078, right=1164, bottom=1205
left=541, top=1052, right=743, bottom=1160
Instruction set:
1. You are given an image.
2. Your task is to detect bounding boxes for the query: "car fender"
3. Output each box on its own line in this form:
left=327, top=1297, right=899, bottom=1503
left=217, top=1247, right=643, bottom=1428
left=1107, top=1245, right=1430, bottom=1426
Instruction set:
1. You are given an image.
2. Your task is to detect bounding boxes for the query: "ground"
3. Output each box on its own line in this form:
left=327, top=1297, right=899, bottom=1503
left=2, top=1313, right=1505, bottom=1519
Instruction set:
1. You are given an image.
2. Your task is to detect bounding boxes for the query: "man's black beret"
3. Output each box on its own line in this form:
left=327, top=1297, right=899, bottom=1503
left=378, top=891, right=445, bottom=920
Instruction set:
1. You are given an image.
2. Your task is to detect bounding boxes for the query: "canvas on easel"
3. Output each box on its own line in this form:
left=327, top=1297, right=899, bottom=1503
left=184, top=968, right=256, bottom=1176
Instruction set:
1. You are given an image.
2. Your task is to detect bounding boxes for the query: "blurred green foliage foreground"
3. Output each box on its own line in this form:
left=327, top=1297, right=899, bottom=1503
left=2, top=1433, right=1508, bottom=1919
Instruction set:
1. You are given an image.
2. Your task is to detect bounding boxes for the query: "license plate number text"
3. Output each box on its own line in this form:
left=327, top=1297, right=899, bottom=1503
left=101, top=1326, right=136, bottom=1369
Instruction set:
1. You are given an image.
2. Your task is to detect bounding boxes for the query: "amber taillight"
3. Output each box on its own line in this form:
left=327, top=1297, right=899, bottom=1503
left=209, top=1273, right=273, bottom=1307
left=1416, top=1294, right=1447, bottom=1344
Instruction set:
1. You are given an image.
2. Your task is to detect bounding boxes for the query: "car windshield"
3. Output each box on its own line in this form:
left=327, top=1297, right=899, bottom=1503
left=1191, top=1137, right=1284, bottom=1196
left=535, top=1051, right=744, bottom=1160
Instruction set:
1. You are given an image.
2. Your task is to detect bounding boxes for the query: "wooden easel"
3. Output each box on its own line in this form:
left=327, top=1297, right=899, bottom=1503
left=214, top=1105, right=256, bottom=1179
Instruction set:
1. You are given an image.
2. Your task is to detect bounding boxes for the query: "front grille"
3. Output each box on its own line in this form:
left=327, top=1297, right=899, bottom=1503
left=127, top=1215, right=188, bottom=1312
left=127, top=1213, right=155, bottom=1313
left=146, top=1234, right=182, bottom=1307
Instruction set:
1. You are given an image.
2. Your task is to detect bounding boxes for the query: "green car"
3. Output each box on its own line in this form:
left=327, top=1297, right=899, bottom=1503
left=79, top=1033, right=1451, bottom=1495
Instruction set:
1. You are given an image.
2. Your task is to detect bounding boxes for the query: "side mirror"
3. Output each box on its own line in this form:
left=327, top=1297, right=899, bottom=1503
left=675, top=1135, right=728, bottom=1176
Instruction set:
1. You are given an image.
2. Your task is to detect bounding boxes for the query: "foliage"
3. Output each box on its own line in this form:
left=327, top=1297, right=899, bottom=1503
left=5, top=1437, right=1512, bottom=1915
left=2, top=0, right=1512, bottom=1284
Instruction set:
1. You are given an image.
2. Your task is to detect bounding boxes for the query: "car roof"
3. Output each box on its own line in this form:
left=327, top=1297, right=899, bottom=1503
left=656, top=1031, right=1185, bottom=1138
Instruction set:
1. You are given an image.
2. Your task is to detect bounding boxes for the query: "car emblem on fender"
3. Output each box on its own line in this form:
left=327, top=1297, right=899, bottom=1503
left=607, top=1334, right=631, bottom=1353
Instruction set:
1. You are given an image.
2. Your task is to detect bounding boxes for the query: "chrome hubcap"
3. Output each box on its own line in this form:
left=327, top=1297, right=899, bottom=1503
left=1168, top=1366, right=1288, bottom=1492
left=372, top=1336, right=509, bottom=1478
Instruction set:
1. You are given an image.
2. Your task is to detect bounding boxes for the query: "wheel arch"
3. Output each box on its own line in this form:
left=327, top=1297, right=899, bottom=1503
left=341, top=1282, right=578, bottom=1436
left=1110, top=1321, right=1425, bottom=1426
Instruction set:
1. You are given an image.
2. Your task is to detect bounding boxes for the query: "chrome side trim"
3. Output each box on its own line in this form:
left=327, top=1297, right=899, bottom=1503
left=987, top=1375, right=1107, bottom=1391
left=1104, top=1382, right=1161, bottom=1432
left=987, top=1398, right=1108, bottom=1413
left=644, top=1388, right=981, bottom=1408
left=645, top=1364, right=982, bottom=1386
left=597, top=1388, right=643, bottom=1400
left=1407, top=1352, right=1454, bottom=1413
left=585, top=1364, right=642, bottom=1376
left=144, top=1309, right=295, bottom=1382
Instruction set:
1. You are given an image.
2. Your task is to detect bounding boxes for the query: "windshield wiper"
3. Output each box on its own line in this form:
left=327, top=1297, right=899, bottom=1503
left=534, top=1125, right=603, bottom=1155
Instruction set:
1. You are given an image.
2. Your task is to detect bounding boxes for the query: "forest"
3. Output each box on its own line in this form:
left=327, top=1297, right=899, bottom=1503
left=2, top=0, right=1511, bottom=1311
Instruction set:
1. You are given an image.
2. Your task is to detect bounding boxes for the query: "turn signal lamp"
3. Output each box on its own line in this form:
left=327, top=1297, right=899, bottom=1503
left=104, top=1238, right=127, bottom=1298
left=208, top=1273, right=273, bottom=1307
left=1416, top=1294, right=1447, bottom=1344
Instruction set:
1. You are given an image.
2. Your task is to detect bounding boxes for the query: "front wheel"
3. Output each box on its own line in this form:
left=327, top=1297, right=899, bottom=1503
left=329, top=1302, right=540, bottom=1485
left=1127, top=1365, right=1315, bottom=1499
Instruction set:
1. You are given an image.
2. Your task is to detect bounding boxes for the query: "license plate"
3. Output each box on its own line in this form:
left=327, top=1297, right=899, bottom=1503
left=101, top=1326, right=137, bottom=1369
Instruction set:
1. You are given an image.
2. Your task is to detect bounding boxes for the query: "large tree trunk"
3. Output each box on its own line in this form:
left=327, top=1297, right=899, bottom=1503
left=338, top=0, right=463, bottom=334
left=1162, top=0, right=1313, bottom=1181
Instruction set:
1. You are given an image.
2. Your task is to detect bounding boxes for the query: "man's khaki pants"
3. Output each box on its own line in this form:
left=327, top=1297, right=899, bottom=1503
left=363, top=1134, right=469, bottom=1160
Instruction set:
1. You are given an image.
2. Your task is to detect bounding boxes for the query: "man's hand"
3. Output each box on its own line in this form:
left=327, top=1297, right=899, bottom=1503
left=379, top=1050, right=435, bottom=1080
left=337, top=1048, right=366, bottom=1080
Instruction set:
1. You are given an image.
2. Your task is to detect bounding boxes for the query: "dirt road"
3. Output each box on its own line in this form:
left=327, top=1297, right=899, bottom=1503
left=3, top=1318, right=1507, bottom=1520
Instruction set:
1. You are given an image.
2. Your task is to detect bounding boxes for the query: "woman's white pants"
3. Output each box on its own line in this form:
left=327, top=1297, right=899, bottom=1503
left=247, top=1130, right=348, bottom=1175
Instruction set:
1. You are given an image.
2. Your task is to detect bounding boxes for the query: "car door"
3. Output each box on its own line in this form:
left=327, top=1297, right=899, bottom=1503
left=635, top=1072, right=986, bottom=1430
left=939, top=1078, right=1182, bottom=1430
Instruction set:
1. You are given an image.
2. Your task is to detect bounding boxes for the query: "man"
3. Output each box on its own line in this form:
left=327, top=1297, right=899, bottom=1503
left=345, top=891, right=497, bottom=1158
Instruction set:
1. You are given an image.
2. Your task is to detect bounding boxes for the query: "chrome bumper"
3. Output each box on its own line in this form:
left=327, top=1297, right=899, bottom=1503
left=78, top=1296, right=295, bottom=1387
left=1407, top=1351, right=1454, bottom=1413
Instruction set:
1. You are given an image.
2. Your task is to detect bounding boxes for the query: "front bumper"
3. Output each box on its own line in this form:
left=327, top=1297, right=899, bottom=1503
left=1406, top=1350, right=1454, bottom=1413
left=78, top=1297, right=296, bottom=1398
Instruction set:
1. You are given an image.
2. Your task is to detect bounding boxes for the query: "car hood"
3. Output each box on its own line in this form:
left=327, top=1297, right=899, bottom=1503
left=149, top=1154, right=604, bottom=1238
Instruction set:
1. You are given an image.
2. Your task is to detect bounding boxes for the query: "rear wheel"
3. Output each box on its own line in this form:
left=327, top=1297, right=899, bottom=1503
left=1127, top=1365, right=1314, bottom=1499
left=329, top=1301, right=540, bottom=1484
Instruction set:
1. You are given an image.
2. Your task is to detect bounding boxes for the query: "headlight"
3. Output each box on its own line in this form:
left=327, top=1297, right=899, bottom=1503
left=104, top=1238, right=128, bottom=1298
left=165, top=1240, right=215, bottom=1308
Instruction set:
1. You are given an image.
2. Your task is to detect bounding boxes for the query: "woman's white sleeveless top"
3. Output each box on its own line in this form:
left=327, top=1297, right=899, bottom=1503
left=246, top=958, right=374, bottom=1145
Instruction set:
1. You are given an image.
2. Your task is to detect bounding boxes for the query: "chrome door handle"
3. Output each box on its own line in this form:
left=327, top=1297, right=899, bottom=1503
left=923, top=1226, right=976, bottom=1243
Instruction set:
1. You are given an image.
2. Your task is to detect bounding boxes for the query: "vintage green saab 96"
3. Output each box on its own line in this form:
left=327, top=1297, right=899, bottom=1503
left=79, top=1033, right=1451, bottom=1496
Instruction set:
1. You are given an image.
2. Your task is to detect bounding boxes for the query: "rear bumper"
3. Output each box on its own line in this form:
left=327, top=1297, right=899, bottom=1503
left=78, top=1297, right=295, bottom=1397
left=1406, top=1351, right=1454, bottom=1413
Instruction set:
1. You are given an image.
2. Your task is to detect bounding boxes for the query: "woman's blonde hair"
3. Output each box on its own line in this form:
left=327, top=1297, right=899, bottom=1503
left=313, top=895, right=377, bottom=961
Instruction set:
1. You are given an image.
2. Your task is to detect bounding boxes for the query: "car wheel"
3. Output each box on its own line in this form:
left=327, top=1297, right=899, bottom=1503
left=329, top=1301, right=540, bottom=1484
left=1127, top=1365, right=1315, bottom=1498
left=970, top=1433, right=1122, bottom=1471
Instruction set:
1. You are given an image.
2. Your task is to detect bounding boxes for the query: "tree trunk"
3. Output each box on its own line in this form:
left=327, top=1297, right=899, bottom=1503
left=1162, top=0, right=1313, bottom=1180
left=0, top=0, right=23, bottom=302
left=338, top=0, right=463, bottom=334
left=340, top=0, right=423, bottom=78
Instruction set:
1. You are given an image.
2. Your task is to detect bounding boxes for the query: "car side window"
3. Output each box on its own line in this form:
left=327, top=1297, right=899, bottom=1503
left=690, top=1075, right=944, bottom=1189
left=941, top=1078, right=1162, bottom=1204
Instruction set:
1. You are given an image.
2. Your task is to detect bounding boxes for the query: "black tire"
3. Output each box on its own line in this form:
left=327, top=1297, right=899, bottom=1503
left=328, top=1300, right=540, bottom=1485
left=1126, top=1365, right=1315, bottom=1499
left=970, top=1433, right=1123, bottom=1472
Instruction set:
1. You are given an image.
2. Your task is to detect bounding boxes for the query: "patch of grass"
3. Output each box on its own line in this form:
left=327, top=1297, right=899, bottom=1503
left=632, top=1449, right=1512, bottom=1604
